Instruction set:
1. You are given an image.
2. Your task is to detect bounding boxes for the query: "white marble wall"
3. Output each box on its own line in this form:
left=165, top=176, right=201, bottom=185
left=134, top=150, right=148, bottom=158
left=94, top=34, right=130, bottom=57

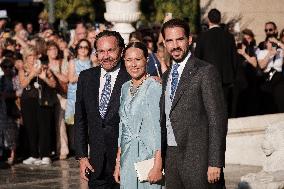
left=200, top=0, right=284, bottom=44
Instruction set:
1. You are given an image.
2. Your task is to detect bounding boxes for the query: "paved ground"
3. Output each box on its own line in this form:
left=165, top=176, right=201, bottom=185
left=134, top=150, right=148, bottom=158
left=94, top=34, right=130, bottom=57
left=0, top=158, right=262, bottom=189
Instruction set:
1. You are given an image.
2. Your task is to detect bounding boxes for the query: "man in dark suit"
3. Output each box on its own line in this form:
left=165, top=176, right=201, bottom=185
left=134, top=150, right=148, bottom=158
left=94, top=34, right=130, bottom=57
left=160, top=19, right=228, bottom=189
left=195, top=8, right=238, bottom=117
left=74, top=31, right=130, bottom=189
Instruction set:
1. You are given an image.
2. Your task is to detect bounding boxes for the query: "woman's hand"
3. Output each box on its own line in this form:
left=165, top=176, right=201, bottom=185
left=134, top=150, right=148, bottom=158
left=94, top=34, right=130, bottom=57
left=39, top=67, right=56, bottom=88
left=14, top=60, right=24, bottom=71
left=268, top=37, right=279, bottom=45
left=237, top=44, right=246, bottom=56
left=30, top=64, right=41, bottom=78
left=113, top=163, right=120, bottom=183
left=38, top=67, right=47, bottom=80
left=49, top=63, right=60, bottom=75
left=269, top=47, right=277, bottom=57
left=147, top=167, right=162, bottom=184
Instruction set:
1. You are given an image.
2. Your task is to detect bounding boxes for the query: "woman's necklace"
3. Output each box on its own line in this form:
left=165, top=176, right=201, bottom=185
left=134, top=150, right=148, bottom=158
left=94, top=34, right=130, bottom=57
left=129, top=75, right=148, bottom=97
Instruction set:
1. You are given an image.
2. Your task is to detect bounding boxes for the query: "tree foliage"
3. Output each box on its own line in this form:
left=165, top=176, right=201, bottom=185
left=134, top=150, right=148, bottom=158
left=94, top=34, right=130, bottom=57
left=43, top=0, right=200, bottom=32
left=43, top=0, right=95, bottom=21
left=141, top=0, right=200, bottom=33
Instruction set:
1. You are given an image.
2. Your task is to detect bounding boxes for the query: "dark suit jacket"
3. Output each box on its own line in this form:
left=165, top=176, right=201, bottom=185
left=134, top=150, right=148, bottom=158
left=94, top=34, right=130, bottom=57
left=74, top=63, right=130, bottom=178
left=195, top=27, right=238, bottom=85
left=160, top=55, right=228, bottom=187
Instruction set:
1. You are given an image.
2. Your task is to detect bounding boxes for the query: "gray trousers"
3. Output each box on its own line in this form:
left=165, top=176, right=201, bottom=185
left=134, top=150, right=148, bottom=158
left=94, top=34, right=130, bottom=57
left=165, top=147, right=225, bottom=189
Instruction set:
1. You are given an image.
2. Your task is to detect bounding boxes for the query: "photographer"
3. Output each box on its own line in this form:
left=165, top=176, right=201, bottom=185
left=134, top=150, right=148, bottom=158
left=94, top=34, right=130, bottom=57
left=237, top=29, right=258, bottom=68
left=19, top=45, right=56, bottom=165
left=257, top=37, right=284, bottom=113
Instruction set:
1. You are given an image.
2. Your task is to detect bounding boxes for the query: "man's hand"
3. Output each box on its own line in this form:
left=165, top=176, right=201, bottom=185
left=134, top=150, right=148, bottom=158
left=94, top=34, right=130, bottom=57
left=79, top=158, right=94, bottom=181
left=207, top=166, right=221, bottom=183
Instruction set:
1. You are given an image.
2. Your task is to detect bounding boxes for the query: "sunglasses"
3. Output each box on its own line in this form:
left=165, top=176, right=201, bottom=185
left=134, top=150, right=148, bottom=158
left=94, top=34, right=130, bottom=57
left=78, top=46, right=89, bottom=50
left=265, top=28, right=274, bottom=32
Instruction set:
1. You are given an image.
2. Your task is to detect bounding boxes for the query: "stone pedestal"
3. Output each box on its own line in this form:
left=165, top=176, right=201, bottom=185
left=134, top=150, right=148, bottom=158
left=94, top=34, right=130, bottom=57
left=104, top=0, right=141, bottom=44
left=226, top=113, right=284, bottom=166
left=240, top=121, right=284, bottom=189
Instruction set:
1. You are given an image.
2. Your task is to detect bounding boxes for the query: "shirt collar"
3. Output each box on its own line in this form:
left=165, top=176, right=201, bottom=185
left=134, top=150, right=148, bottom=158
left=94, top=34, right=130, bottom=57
left=101, top=62, right=121, bottom=77
left=209, top=24, right=220, bottom=29
left=172, top=51, right=191, bottom=67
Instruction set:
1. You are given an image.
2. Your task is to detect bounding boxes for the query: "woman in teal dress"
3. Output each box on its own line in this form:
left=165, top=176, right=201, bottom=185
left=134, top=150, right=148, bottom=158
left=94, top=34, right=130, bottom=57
left=114, top=42, right=163, bottom=189
left=65, top=39, right=92, bottom=125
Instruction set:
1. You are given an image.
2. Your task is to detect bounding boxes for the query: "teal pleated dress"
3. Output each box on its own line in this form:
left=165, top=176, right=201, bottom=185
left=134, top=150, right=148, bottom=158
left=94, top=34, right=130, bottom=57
left=118, top=77, right=162, bottom=189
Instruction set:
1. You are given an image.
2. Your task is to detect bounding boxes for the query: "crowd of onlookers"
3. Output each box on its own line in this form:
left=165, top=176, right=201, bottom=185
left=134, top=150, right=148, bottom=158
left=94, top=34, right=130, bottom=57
left=233, top=21, right=284, bottom=117
left=0, top=8, right=284, bottom=167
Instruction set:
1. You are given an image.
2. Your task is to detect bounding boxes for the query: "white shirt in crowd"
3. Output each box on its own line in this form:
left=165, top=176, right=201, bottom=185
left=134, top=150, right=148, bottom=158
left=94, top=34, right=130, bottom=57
left=256, top=48, right=283, bottom=73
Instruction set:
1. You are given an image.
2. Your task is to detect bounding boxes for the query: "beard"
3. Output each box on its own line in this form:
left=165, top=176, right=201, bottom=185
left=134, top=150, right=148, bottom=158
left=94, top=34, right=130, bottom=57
left=170, top=47, right=190, bottom=63
left=100, top=56, right=120, bottom=71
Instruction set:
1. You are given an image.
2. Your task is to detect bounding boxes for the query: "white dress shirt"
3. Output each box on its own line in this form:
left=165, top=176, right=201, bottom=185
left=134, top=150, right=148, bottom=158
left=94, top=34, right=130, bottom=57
left=99, top=65, right=120, bottom=102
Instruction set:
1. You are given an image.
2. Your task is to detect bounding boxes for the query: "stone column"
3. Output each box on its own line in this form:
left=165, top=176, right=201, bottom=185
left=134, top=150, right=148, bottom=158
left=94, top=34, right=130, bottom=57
left=104, top=0, right=141, bottom=44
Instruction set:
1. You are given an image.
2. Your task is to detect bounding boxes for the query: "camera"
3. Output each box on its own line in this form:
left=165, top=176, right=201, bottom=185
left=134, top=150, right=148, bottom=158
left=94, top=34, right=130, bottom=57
left=237, top=42, right=243, bottom=49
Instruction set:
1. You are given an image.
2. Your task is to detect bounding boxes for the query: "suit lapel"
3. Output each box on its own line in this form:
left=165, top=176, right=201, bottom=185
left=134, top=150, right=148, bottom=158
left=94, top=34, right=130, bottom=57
left=170, top=56, right=198, bottom=113
left=89, top=67, right=101, bottom=112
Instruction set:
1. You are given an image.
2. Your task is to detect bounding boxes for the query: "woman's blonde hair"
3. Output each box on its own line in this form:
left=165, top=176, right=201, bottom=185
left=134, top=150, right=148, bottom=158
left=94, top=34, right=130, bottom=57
left=22, top=45, right=37, bottom=61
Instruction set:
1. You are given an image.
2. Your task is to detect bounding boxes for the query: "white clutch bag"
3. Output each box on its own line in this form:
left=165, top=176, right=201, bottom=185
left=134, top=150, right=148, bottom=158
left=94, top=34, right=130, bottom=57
left=134, top=158, right=155, bottom=182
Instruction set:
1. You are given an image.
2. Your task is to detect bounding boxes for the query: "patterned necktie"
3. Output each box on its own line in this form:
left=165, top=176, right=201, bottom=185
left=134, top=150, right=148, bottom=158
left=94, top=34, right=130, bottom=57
left=99, top=73, right=111, bottom=119
left=170, top=63, right=180, bottom=101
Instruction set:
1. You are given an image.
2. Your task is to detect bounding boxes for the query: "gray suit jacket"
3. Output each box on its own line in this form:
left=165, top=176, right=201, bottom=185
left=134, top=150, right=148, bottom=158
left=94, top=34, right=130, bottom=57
left=160, top=55, right=228, bottom=184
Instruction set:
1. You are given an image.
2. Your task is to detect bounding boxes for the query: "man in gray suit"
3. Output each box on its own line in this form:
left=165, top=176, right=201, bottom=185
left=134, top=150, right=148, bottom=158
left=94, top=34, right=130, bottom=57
left=160, top=19, right=228, bottom=189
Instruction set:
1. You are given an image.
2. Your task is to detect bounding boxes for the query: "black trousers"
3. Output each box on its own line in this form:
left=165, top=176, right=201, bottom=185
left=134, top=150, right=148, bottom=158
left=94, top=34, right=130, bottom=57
left=223, top=84, right=234, bottom=118
left=260, top=72, right=284, bottom=113
left=88, top=153, right=119, bottom=189
left=21, top=98, right=54, bottom=158
left=165, top=147, right=225, bottom=189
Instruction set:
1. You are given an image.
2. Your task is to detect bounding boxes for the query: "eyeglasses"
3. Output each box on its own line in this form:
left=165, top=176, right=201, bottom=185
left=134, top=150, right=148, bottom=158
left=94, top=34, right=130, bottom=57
left=265, top=28, right=274, bottom=32
left=78, top=46, right=89, bottom=50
